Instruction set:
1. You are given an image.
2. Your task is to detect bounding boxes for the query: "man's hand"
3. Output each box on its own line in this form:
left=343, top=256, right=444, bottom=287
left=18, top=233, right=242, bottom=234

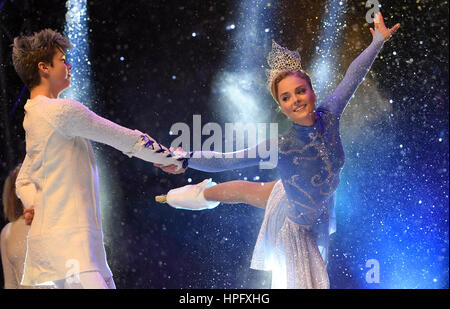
left=24, top=205, right=35, bottom=225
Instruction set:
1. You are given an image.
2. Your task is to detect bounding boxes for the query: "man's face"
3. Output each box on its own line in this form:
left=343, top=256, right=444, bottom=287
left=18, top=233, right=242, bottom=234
left=47, top=47, right=72, bottom=95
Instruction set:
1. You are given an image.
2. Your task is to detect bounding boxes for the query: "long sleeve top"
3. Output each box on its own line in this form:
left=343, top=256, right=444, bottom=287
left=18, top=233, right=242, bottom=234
left=187, top=30, right=385, bottom=232
left=15, top=96, right=183, bottom=285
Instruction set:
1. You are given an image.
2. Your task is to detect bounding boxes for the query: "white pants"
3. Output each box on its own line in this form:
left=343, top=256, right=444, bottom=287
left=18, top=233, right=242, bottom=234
left=53, top=271, right=116, bottom=289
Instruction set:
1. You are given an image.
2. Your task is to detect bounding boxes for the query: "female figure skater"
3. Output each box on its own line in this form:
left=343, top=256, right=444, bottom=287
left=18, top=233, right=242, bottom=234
left=158, top=12, right=400, bottom=289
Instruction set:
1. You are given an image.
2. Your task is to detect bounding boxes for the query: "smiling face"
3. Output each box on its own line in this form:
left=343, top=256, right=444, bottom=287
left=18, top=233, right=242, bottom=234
left=47, top=47, right=72, bottom=96
left=276, top=72, right=317, bottom=126
left=37, top=46, right=72, bottom=97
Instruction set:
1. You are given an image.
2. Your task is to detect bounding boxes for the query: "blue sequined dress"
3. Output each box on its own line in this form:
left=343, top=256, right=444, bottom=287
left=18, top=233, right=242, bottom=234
left=187, top=30, right=385, bottom=288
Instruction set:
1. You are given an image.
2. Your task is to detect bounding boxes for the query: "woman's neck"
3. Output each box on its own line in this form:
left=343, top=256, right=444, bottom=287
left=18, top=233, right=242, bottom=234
left=293, top=111, right=317, bottom=127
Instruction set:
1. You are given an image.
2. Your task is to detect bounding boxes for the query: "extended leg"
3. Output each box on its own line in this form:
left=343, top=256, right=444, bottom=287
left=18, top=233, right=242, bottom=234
left=204, top=180, right=277, bottom=209
left=160, top=179, right=277, bottom=210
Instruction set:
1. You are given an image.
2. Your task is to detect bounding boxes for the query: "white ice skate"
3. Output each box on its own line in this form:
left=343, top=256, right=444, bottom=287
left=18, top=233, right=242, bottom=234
left=157, top=179, right=220, bottom=210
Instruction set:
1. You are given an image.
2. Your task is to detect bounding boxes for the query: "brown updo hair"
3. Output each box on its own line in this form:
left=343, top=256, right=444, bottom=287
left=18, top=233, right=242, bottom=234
left=270, top=70, right=314, bottom=105
left=2, top=165, right=23, bottom=222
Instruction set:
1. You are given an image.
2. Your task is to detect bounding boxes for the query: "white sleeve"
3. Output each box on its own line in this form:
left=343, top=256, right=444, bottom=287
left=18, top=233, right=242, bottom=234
left=15, top=155, right=36, bottom=210
left=1, top=225, right=19, bottom=289
left=37, top=99, right=186, bottom=168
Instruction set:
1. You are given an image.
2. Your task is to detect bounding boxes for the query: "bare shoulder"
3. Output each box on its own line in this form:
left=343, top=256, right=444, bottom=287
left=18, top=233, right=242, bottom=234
left=1, top=222, right=12, bottom=244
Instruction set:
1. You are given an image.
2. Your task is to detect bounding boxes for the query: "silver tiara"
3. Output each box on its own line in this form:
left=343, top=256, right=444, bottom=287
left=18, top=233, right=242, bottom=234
left=265, top=40, right=303, bottom=91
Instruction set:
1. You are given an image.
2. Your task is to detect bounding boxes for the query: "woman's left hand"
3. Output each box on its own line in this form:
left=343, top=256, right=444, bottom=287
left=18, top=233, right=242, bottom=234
left=370, top=11, right=400, bottom=41
left=154, top=163, right=187, bottom=174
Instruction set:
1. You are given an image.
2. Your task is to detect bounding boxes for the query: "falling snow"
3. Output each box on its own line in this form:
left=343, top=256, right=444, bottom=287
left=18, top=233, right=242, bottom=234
left=0, top=0, right=448, bottom=289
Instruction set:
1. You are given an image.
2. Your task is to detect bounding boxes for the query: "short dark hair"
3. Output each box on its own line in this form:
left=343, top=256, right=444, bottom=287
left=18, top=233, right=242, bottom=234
left=12, top=29, right=71, bottom=90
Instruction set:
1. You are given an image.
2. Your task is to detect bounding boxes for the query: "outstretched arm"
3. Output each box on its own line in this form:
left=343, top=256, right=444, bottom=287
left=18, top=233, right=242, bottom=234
left=158, top=139, right=278, bottom=173
left=36, top=99, right=187, bottom=169
left=318, top=12, right=400, bottom=117
left=187, top=138, right=278, bottom=172
left=188, top=140, right=277, bottom=172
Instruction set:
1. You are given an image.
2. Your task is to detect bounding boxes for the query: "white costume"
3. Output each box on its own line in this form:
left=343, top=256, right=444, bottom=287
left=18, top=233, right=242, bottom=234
left=16, top=95, right=184, bottom=286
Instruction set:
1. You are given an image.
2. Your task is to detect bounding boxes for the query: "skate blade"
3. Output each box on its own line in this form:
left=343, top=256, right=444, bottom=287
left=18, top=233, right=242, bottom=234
left=155, top=195, right=167, bottom=203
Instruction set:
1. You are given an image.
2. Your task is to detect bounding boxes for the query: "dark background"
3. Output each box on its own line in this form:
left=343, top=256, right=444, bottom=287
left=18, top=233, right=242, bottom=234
left=0, top=0, right=448, bottom=289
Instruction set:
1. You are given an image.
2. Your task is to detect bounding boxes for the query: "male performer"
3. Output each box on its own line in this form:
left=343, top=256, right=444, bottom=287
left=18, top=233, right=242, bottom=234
left=12, top=28, right=186, bottom=288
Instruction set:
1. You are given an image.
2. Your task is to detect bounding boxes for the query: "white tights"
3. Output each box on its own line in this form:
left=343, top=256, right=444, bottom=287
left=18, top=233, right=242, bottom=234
left=53, top=271, right=116, bottom=289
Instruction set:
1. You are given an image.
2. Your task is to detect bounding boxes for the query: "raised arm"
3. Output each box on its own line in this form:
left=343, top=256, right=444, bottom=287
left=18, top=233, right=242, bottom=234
left=37, top=99, right=188, bottom=169
left=318, top=12, right=400, bottom=117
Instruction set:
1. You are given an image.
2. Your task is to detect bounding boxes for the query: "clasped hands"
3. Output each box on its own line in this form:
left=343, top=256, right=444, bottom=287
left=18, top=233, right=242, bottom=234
left=154, top=146, right=188, bottom=174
